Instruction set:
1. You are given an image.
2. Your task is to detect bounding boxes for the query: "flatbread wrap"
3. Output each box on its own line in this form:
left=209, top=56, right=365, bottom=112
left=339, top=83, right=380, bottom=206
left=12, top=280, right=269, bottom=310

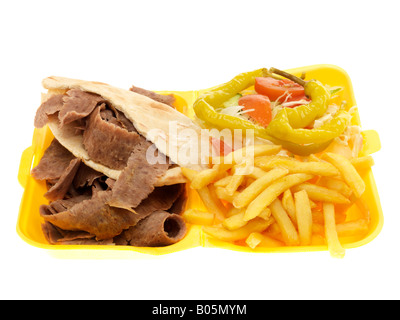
left=31, top=76, right=207, bottom=246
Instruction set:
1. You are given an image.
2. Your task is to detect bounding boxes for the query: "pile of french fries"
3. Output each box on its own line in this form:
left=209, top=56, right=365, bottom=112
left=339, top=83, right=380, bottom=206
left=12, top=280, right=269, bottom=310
left=181, top=144, right=374, bottom=258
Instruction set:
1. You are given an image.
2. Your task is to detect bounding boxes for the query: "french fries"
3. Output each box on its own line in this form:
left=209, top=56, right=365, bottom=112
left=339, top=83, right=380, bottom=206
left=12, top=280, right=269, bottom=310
left=270, top=198, right=299, bottom=246
left=258, top=234, right=285, bottom=248
left=203, top=185, right=227, bottom=222
left=248, top=167, right=269, bottom=179
left=323, top=152, right=365, bottom=198
left=214, top=175, right=233, bottom=187
left=213, top=144, right=282, bottom=167
left=282, top=189, right=297, bottom=226
left=244, top=173, right=313, bottom=221
left=225, top=165, right=245, bottom=196
left=181, top=167, right=198, bottom=181
left=351, top=155, right=374, bottom=172
left=323, top=203, right=345, bottom=258
left=336, top=219, right=369, bottom=237
left=181, top=168, right=226, bottom=222
left=232, top=168, right=289, bottom=209
left=215, top=187, right=239, bottom=203
left=258, top=208, right=272, bottom=220
left=292, top=183, right=351, bottom=204
left=318, top=177, right=353, bottom=198
left=255, top=156, right=340, bottom=176
left=245, top=232, right=264, bottom=249
left=182, top=209, right=215, bottom=225
left=182, top=140, right=372, bottom=257
left=222, top=211, right=247, bottom=230
left=202, top=218, right=274, bottom=242
left=294, top=190, right=313, bottom=246
left=245, top=232, right=284, bottom=249
left=190, top=167, right=220, bottom=189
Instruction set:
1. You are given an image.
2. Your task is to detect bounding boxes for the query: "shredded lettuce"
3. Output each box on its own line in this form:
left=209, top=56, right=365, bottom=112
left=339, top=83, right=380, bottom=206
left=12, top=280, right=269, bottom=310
left=219, top=105, right=253, bottom=120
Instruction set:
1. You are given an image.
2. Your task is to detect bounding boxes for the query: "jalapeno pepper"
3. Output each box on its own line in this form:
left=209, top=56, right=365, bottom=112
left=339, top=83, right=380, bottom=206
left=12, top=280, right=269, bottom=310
left=266, top=67, right=349, bottom=144
left=267, top=108, right=350, bottom=144
left=268, top=67, right=331, bottom=128
left=193, top=68, right=274, bottom=138
left=199, top=68, right=270, bottom=108
left=284, top=80, right=331, bottom=128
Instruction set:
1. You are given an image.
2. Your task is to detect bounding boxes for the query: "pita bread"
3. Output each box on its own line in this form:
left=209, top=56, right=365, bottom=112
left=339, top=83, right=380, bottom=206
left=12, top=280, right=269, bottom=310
left=41, top=76, right=210, bottom=185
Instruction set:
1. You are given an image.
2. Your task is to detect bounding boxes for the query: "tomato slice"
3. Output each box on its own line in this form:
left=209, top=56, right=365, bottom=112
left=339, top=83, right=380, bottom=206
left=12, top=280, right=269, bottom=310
left=255, top=77, right=305, bottom=102
left=238, top=94, right=272, bottom=127
left=210, top=137, right=233, bottom=157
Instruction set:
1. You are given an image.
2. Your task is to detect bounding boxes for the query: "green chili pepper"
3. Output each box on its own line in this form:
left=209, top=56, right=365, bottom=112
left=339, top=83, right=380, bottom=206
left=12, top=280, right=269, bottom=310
left=284, top=80, right=331, bottom=129
left=267, top=108, right=350, bottom=144
left=199, top=68, right=270, bottom=108
left=193, top=68, right=274, bottom=138
left=266, top=67, right=350, bottom=145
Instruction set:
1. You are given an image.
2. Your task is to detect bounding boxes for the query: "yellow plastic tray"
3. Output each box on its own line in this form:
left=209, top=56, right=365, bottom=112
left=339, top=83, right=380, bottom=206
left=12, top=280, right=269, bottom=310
left=16, top=64, right=383, bottom=258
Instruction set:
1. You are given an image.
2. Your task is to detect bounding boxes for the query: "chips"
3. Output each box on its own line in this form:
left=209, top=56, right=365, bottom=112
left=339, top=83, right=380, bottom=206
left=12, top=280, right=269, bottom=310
left=351, top=156, right=374, bottom=172
left=182, top=209, right=215, bottom=225
left=202, top=218, right=274, bottom=242
left=282, top=189, right=297, bottom=226
left=244, top=173, right=313, bottom=221
left=245, top=232, right=264, bottom=249
left=222, top=211, right=247, bottom=230
left=181, top=167, right=226, bottom=222
left=323, top=152, right=366, bottom=198
left=190, top=167, right=221, bottom=189
left=270, top=198, right=299, bottom=246
left=294, top=190, right=313, bottom=246
left=255, top=156, right=340, bottom=176
left=323, top=203, right=345, bottom=258
left=182, top=141, right=371, bottom=258
left=292, top=183, right=351, bottom=204
left=232, top=167, right=289, bottom=209
left=225, top=165, right=246, bottom=196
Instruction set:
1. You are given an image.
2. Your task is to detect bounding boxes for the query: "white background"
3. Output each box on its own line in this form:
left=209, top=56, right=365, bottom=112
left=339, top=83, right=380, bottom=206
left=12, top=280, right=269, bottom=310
left=1, top=0, right=399, bottom=300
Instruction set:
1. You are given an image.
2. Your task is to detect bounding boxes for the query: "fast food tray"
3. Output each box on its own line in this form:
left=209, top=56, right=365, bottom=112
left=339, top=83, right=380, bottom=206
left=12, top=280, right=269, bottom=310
left=16, top=64, right=383, bottom=258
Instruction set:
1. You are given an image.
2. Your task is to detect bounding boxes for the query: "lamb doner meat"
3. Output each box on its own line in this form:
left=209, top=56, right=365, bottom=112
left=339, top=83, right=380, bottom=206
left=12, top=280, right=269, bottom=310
left=32, top=84, right=187, bottom=247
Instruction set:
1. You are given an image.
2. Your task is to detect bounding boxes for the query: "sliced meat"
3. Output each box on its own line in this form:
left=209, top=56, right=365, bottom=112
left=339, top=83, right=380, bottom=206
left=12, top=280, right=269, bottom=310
left=115, top=211, right=186, bottom=247
left=108, top=140, right=169, bottom=211
left=34, top=85, right=188, bottom=247
left=42, top=221, right=113, bottom=245
left=91, top=178, right=109, bottom=196
left=41, top=221, right=64, bottom=244
left=34, top=94, right=65, bottom=128
left=41, top=221, right=95, bottom=244
left=73, top=163, right=103, bottom=189
left=113, top=184, right=186, bottom=245
left=110, top=185, right=183, bottom=243
left=134, top=184, right=185, bottom=220
left=44, top=158, right=81, bottom=201
left=39, top=195, right=91, bottom=217
left=59, top=89, right=105, bottom=126
left=105, top=178, right=116, bottom=190
left=58, top=238, right=114, bottom=245
left=130, top=85, right=175, bottom=107
left=31, top=139, right=76, bottom=181
left=82, top=104, right=143, bottom=170
left=168, top=185, right=187, bottom=215
left=99, top=105, right=137, bottom=132
left=31, top=140, right=82, bottom=201
left=100, top=108, right=121, bottom=127
left=114, top=109, right=137, bottom=132
left=40, top=191, right=138, bottom=240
